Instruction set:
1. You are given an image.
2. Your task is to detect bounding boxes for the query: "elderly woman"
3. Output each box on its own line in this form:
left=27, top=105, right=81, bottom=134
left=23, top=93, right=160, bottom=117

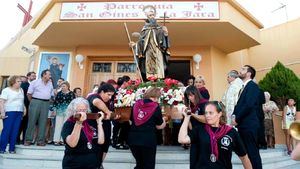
left=178, top=101, right=252, bottom=169
left=61, top=97, right=104, bottom=169
left=263, top=92, right=279, bottom=148
left=194, top=76, right=210, bottom=100
left=0, top=76, right=24, bottom=154
left=53, top=81, right=76, bottom=145
left=128, top=87, right=167, bottom=169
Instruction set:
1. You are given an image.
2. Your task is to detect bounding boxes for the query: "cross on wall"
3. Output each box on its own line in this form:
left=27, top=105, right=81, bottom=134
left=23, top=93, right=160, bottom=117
left=77, top=3, right=86, bottom=11
left=194, top=3, right=204, bottom=11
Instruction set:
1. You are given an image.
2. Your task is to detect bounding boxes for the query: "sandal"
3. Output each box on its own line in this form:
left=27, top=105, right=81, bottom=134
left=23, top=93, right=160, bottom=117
left=54, top=142, right=60, bottom=146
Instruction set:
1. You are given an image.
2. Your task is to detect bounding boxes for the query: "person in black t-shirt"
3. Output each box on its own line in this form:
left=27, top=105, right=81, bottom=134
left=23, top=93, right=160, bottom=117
left=61, top=97, right=104, bottom=169
left=178, top=101, right=252, bottom=169
left=128, top=87, right=167, bottom=169
left=184, top=86, right=208, bottom=127
left=183, top=86, right=208, bottom=166
left=87, top=83, right=119, bottom=169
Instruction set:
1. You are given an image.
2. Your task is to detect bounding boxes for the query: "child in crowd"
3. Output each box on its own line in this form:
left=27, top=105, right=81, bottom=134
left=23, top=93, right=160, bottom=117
left=282, top=98, right=297, bottom=155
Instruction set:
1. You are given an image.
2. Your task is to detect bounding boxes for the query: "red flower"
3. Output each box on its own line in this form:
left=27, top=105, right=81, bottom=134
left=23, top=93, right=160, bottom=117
left=164, top=78, right=178, bottom=86
left=164, top=78, right=172, bottom=86
left=126, top=89, right=133, bottom=94
left=147, top=76, right=157, bottom=81
left=171, top=79, right=178, bottom=85
left=163, top=87, right=169, bottom=93
left=127, top=80, right=133, bottom=85
left=163, top=100, right=168, bottom=104
left=135, top=79, right=142, bottom=86
left=173, top=101, right=179, bottom=105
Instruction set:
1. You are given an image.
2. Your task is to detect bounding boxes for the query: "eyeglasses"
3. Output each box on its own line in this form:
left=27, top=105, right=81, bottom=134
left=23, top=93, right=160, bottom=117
left=16, top=81, right=22, bottom=83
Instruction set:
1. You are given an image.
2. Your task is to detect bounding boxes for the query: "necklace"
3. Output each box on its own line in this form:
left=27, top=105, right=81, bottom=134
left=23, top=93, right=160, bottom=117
left=210, top=154, right=216, bottom=162
left=87, top=142, right=92, bottom=149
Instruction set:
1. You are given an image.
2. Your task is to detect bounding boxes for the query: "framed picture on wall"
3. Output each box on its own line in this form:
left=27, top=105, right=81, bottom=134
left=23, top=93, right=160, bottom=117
left=37, top=52, right=71, bottom=89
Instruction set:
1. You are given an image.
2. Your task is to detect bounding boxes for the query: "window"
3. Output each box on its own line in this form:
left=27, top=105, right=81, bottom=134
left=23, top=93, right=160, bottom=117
left=92, top=63, right=112, bottom=72
left=117, top=63, right=136, bottom=73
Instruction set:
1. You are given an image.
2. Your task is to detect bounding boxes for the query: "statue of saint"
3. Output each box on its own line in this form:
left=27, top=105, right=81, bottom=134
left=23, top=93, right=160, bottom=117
left=130, top=5, right=170, bottom=81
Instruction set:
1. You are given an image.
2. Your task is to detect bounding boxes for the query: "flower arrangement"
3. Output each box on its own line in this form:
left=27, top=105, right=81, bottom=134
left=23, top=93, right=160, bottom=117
left=114, top=77, right=185, bottom=108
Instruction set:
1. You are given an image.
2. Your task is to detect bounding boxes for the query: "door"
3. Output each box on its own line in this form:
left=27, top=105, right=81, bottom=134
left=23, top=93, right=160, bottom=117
left=89, top=61, right=138, bottom=92
left=167, top=60, right=191, bottom=83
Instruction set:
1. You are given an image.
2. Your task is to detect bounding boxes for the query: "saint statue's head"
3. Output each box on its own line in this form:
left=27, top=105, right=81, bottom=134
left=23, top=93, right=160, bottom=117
left=143, top=5, right=157, bottom=25
left=143, top=5, right=156, bottom=19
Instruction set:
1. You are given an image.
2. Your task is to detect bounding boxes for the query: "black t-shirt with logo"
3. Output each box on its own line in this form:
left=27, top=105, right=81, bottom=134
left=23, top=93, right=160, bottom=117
left=189, top=124, right=246, bottom=169
left=61, top=121, right=100, bottom=169
left=128, top=99, right=163, bottom=148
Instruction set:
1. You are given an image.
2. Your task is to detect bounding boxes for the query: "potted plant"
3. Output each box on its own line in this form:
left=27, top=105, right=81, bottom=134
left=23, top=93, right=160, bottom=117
left=259, top=61, right=300, bottom=145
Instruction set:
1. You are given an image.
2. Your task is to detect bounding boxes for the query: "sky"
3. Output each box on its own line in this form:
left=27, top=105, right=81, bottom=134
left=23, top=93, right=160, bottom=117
left=0, top=0, right=300, bottom=50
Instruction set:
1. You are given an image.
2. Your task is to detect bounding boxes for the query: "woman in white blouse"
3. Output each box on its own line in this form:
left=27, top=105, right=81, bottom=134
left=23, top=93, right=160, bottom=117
left=0, top=76, right=25, bottom=154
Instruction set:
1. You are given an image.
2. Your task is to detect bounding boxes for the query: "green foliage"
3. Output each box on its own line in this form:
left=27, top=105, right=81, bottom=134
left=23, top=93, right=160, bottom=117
left=259, top=61, right=300, bottom=111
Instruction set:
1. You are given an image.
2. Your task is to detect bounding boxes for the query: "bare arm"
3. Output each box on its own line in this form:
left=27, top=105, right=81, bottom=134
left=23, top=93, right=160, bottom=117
left=27, top=94, right=32, bottom=102
left=178, top=115, right=191, bottom=144
left=66, top=112, right=86, bottom=148
left=97, top=112, right=105, bottom=144
left=0, top=99, right=6, bottom=118
left=282, top=106, right=287, bottom=125
left=92, top=98, right=112, bottom=120
left=156, top=117, right=167, bottom=129
left=239, top=155, right=252, bottom=169
left=291, top=142, right=300, bottom=160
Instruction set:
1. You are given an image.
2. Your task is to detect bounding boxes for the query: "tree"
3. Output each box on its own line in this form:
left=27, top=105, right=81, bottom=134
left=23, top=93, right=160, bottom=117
left=259, top=61, right=300, bottom=110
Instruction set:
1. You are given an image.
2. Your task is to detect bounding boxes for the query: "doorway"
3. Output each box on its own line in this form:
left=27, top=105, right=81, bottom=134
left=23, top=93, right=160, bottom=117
left=167, top=60, right=191, bottom=83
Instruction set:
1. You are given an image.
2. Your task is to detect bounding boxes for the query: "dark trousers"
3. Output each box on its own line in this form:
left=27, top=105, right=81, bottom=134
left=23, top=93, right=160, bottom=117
left=119, top=122, right=130, bottom=144
left=171, top=121, right=182, bottom=145
left=130, top=145, right=156, bottom=169
left=100, top=120, right=111, bottom=153
left=112, top=121, right=129, bottom=145
left=239, top=129, right=262, bottom=169
left=156, top=130, right=163, bottom=145
left=258, top=121, right=267, bottom=148
left=112, top=121, right=120, bottom=145
left=0, top=112, right=23, bottom=152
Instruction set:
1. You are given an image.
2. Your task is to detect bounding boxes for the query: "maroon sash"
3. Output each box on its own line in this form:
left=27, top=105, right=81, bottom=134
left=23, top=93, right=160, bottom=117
left=204, top=124, right=232, bottom=160
left=133, top=99, right=158, bottom=126
left=67, top=117, right=94, bottom=143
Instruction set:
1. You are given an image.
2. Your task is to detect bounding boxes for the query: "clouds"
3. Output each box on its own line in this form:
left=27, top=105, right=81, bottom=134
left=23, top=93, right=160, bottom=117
left=237, top=0, right=300, bottom=28
left=0, top=0, right=49, bottom=49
